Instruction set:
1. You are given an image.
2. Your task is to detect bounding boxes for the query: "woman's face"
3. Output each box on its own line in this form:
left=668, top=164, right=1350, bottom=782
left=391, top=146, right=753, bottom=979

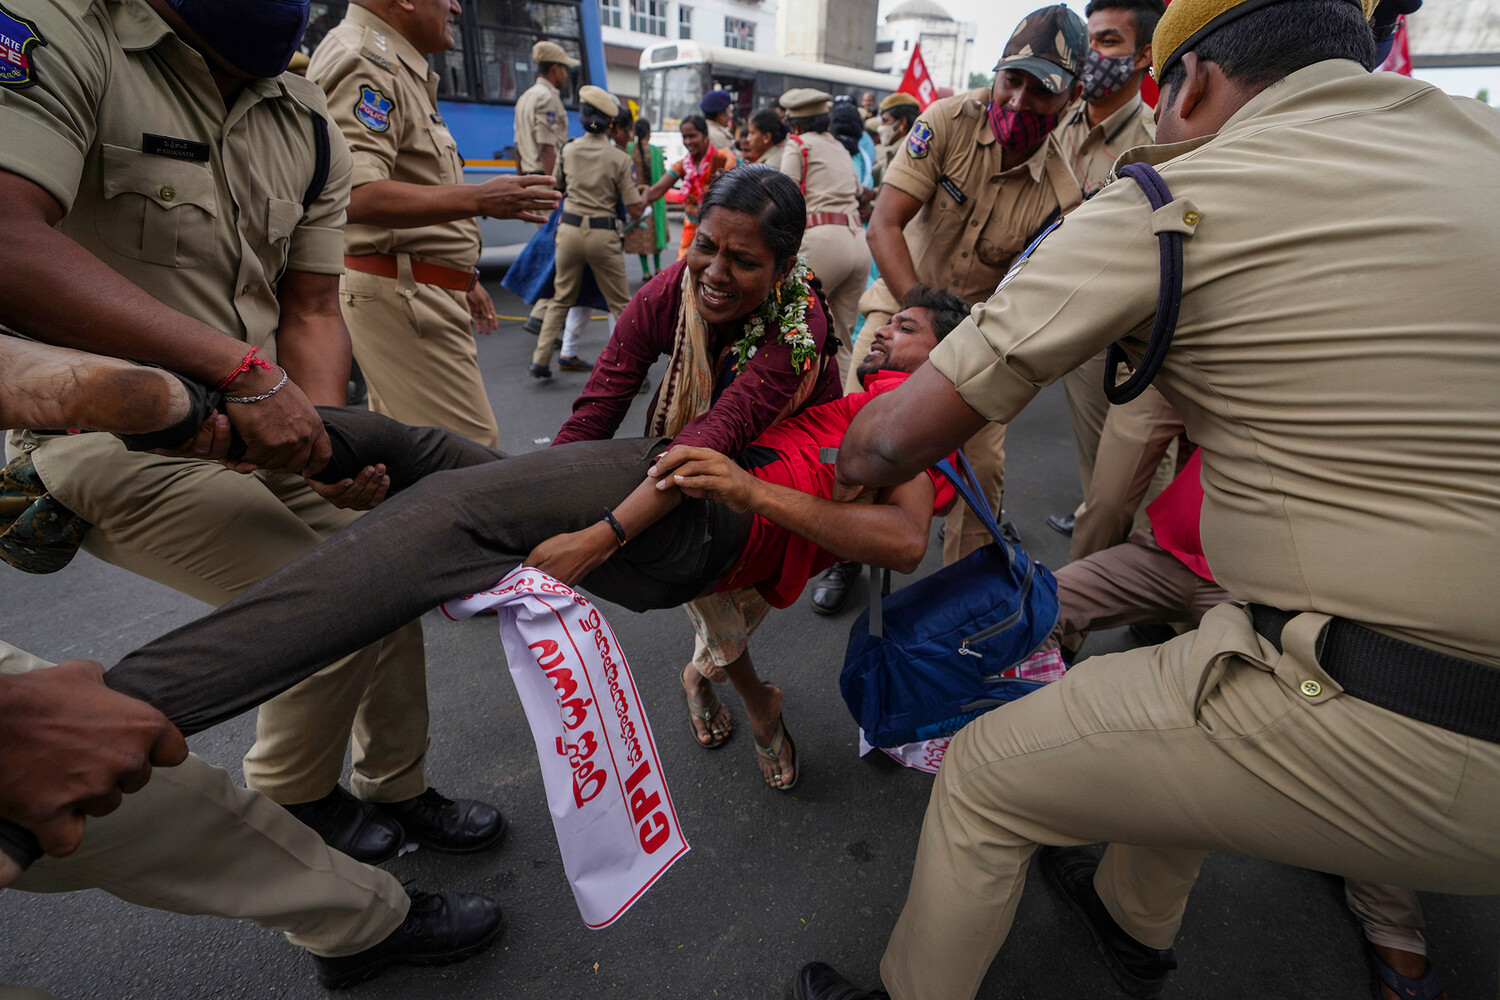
left=686, top=208, right=792, bottom=325
left=681, top=121, right=707, bottom=158
left=744, top=122, right=770, bottom=160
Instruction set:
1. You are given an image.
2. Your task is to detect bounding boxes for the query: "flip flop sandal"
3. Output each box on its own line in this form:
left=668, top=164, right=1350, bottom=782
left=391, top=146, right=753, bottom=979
left=686, top=687, right=731, bottom=749
left=755, top=714, right=800, bottom=792
left=1367, top=944, right=1446, bottom=1000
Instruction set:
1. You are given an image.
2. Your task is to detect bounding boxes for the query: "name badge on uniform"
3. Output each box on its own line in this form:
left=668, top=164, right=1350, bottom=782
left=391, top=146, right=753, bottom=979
left=143, top=133, right=210, bottom=163
left=430, top=112, right=446, bottom=126
left=0, top=3, right=45, bottom=91
left=355, top=85, right=393, bottom=133
left=937, top=174, right=967, bottom=206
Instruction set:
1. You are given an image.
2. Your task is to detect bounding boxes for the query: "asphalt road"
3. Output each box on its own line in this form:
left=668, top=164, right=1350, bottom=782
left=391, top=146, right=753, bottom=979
left=1, top=252, right=1495, bottom=1000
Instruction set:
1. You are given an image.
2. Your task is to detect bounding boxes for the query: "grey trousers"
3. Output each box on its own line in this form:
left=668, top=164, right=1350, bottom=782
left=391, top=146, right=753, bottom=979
left=106, top=410, right=749, bottom=736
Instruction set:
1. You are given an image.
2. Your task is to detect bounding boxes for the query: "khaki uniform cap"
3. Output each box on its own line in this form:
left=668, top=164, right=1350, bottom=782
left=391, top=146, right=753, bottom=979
left=880, top=92, right=921, bottom=112
left=1153, top=0, right=1377, bottom=80
left=533, top=40, right=580, bottom=67
left=579, top=85, right=619, bottom=117
left=781, top=88, right=834, bottom=117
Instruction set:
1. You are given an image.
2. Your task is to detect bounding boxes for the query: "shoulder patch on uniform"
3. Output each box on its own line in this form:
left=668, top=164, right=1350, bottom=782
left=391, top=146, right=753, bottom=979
left=545, top=109, right=557, bottom=125
left=354, top=85, right=393, bottom=132
left=0, top=3, right=47, bottom=91
left=906, top=119, right=933, bottom=160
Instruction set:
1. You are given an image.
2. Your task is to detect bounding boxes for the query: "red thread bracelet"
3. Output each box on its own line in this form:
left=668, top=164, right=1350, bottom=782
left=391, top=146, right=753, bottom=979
left=216, top=345, right=277, bottom=391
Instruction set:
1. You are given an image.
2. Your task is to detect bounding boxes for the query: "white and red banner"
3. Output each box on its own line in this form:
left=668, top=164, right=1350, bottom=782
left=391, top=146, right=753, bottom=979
left=442, top=568, right=688, bottom=929
left=898, top=42, right=939, bottom=110
left=1377, top=16, right=1412, bottom=76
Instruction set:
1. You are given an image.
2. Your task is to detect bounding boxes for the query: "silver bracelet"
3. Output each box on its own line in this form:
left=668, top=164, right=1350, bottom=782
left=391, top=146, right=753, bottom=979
left=223, top=368, right=289, bottom=404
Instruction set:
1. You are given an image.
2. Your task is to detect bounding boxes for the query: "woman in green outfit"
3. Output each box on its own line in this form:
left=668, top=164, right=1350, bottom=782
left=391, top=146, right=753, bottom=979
left=625, top=118, right=669, bottom=278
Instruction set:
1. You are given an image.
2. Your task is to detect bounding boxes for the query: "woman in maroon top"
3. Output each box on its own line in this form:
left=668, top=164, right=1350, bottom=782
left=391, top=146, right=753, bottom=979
left=549, top=164, right=841, bottom=792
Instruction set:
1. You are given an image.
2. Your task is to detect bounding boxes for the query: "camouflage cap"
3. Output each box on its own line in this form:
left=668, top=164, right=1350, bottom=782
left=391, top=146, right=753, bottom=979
left=991, top=5, right=1088, bottom=95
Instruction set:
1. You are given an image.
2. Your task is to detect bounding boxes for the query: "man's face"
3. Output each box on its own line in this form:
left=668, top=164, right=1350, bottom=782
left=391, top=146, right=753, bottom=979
left=1087, top=8, right=1139, bottom=58
left=408, top=0, right=460, bottom=55
left=991, top=68, right=1073, bottom=119
left=855, top=306, right=939, bottom=381
left=861, top=92, right=876, bottom=112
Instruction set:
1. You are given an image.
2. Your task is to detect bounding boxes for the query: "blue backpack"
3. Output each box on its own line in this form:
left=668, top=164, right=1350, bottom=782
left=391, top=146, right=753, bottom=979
left=839, top=452, right=1059, bottom=748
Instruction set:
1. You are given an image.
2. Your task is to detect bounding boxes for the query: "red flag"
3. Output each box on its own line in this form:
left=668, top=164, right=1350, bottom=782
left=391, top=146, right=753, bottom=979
left=898, top=43, right=939, bottom=110
left=1377, top=16, right=1412, bottom=75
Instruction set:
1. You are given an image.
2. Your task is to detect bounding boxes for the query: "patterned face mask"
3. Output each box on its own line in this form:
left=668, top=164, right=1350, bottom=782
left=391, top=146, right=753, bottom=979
left=1081, top=49, right=1139, bottom=102
left=988, top=102, right=1060, bottom=150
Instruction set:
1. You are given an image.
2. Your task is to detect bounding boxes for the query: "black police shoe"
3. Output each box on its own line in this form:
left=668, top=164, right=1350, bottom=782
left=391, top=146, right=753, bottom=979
left=810, top=561, right=862, bottom=616
left=528, top=363, right=552, bottom=380
left=282, top=785, right=403, bottom=865
left=523, top=316, right=543, bottom=336
left=789, top=961, right=889, bottom=1000
left=1038, top=846, right=1178, bottom=998
left=373, top=787, right=507, bottom=854
left=310, top=888, right=504, bottom=989
left=1046, top=513, right=1076, bottom=536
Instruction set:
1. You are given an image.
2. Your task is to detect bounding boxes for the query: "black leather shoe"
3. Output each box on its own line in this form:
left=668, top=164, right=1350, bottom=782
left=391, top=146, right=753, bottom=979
left=374, top=787, right=507, bottom=854
left=789, top=961, right=889, bottom=1000
left=557, top=355, right=594, bottom=371
left=810, top=561, right=862, bottom=616
left=522, top=316, right=542, bottom=336
left=1038, top=846, right=1177, bottom=998
left=283, top=785, right=402, bottom=865
left=1046, top=513, right=1076, bottom=536
left=310, top=888, right=504, bottom=989
left=528, top=363, right=552, bottom=380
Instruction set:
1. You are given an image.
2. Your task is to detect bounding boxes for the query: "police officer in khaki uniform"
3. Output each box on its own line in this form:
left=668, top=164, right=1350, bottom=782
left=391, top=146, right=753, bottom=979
left=310, top=0, right=559, bottom=448
left=859, top=5, right=1084, bottom=566
left=531, top=87, right=644, bottom=377
left=0, top=0, right=502, bottom=975
left=517, top=40, right=580, bottom=336
left=804, top=1, right=1500, bottom=997
left=871, top=91, right=920, bottom=189
left=779, top=88, right=872, bottom=382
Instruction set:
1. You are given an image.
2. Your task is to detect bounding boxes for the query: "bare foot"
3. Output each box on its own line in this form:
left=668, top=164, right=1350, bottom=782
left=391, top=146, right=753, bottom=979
left=682, top=663, right=732, bottom=747
left=0, top=337, right=188, bottom=434
left=745, top=684, right=796, bottom=789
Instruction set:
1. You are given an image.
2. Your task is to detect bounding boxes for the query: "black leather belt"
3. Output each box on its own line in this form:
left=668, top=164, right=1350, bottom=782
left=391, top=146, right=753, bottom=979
left=1249, top=605, right=1500, bottom=743
left=560, top=212, right=617, bottom=230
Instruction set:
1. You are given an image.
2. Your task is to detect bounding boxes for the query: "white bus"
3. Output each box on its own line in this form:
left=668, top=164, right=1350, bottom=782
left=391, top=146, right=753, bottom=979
left=637, top=41, right=898, bottom=165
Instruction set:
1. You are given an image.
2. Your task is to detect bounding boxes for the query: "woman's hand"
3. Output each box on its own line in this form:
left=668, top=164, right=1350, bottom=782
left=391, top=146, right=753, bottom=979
left=652, top=445, right=761, bottom=513
left=307, top=464, right=390, bottom=510
left=524, top=522, right=619, bottom=586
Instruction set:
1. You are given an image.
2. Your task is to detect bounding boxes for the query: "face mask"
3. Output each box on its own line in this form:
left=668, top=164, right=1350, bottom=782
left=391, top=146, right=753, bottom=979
left=167, top=0, right=311, bottom=78
left=1081, top=49, right=1139, bottom=102
left=877, top=124, right=895, bottom=146
left=987, top=103, right=1060, bottom=150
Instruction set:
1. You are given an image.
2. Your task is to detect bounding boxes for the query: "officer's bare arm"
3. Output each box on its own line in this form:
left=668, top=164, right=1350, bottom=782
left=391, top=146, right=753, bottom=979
left=0, top=336, right=190, bottom=435
left=346, top=175, right=560, bottom=228
left=275, top=272, right=353, bottom=407
left=540, top=144, right=558, bottom=177
left=836, top=362, right=987, bottom=489
left=867, top=185, right=926, bottom=302
left=0, top=171, right=330, bottom=477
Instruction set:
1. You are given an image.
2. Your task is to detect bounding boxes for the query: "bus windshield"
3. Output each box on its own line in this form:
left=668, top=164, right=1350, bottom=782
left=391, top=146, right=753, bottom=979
left=640, top=65, right=709, bottom=132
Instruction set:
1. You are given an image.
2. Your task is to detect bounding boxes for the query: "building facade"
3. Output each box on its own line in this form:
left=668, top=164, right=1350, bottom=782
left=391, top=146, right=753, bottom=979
left=599, top=0, right=778, bottom=101
left=874, top=0, right=975, bottom=95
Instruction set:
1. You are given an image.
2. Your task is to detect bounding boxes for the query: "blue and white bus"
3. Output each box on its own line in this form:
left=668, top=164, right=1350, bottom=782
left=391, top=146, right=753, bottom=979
left=302, top=0, right=608, bottom=252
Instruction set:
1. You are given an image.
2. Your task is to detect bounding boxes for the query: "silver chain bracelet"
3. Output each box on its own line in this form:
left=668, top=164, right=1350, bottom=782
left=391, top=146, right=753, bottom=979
left=223, top=368, right=289, bottom=404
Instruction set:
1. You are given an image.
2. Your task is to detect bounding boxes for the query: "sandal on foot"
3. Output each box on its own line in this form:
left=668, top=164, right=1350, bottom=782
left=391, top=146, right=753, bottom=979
left=755, top=714, right=799, bottom=792
left=686, top=687, right=731, bottom=749
left=1367, top=944, right=1446, bottom=1000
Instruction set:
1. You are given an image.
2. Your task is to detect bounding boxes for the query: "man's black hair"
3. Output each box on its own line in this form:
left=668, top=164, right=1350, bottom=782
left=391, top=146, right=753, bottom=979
left=901, top=285, right=969, bottom=343
left=1159, top=0, right=1375, bottom=109
left=1083, top=0, right=1166, bottom=51
left=749, top=107, right=788, bottom=144
left=697, top=164, right=807, bottom=267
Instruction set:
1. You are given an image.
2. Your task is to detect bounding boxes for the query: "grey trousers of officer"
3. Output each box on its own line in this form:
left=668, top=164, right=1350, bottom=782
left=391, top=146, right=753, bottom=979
left=878, top=604, right=1499, bottom=1000
left=105, top=414, right=748, bottom=736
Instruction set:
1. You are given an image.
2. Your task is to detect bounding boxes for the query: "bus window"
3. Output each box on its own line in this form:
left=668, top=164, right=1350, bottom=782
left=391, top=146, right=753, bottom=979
left=641, top=64, right=708, bottom=131
left=472, top=0, right=583, bottom=103
left=433, top=22, right=471, bottom=98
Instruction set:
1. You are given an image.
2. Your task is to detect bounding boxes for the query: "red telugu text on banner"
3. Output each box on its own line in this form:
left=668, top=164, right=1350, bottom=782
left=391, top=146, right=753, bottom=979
left=442, top=568, right=689, bottom=929
left=899, top=43, right=939, bottom=110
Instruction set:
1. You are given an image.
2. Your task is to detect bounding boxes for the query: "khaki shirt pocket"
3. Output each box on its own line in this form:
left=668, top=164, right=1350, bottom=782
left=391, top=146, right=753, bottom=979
left=975, top=229, right=1028, bottom=270
left=426, top=124, right=462, bottom=184
left=259, top=197, right=303, bottom=281
left=340, top=265, right=383, bottom=306
left=95, top=144, right=219, bottom=268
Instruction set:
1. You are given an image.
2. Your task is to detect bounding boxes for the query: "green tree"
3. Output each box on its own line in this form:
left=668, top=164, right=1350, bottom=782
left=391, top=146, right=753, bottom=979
left=1478, top=87, right=1490, bottom=105
left=968, top=71, right=991, bottom=90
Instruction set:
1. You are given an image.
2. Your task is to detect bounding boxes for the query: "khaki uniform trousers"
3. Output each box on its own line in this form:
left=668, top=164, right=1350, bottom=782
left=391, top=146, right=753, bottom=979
left=799, top=223, right=871, bottom=384
left=340, top=262, right=501, bottom=449
left=1061, top=350, right=1110, bottom=496
left=0, top=643, right=408, bottom=961
left=879, top=604, right=1500, bottom=1000
left=1070, top=384, right=1183, bottom=562
left=18, top=432, right=430, bottom=805
left=943, top=422, right=1005, bottom=565
left=535, top=223, right=633, bottom=368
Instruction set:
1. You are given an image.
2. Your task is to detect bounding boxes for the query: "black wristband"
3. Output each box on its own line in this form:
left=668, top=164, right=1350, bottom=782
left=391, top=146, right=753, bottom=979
left=601, top=508, right=628, bottom=547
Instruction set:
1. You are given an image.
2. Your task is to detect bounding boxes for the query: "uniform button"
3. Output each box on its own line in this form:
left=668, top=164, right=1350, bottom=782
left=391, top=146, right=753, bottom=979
left=1299, top=679, right=1322, bottom=698
left=160, top=186, right=175, bottom=202
left=240, top=284, right=251, bottom=295
left=1183, top=210, right=1200, bottom=225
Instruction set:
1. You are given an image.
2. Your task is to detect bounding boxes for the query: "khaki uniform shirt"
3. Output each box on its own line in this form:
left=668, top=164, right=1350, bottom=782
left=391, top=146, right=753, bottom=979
left=309, top=5, right=477, bottom=270
left=514, top=76, right=568, bottom=174
left=557, top=132, right=643, bottom=218
left=0, top=0, right=352, bottom=367
left=1057, top=95, right=1155, bottom=197
left=930, top=61, right=1500, bottom=665
left=708, top=120, right=734, bottom=151
left=780, top=131, right=860, bottom=216
left=883, top=88, right=1081, bottom=304
left=871, top=141, right=897, bottom=188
